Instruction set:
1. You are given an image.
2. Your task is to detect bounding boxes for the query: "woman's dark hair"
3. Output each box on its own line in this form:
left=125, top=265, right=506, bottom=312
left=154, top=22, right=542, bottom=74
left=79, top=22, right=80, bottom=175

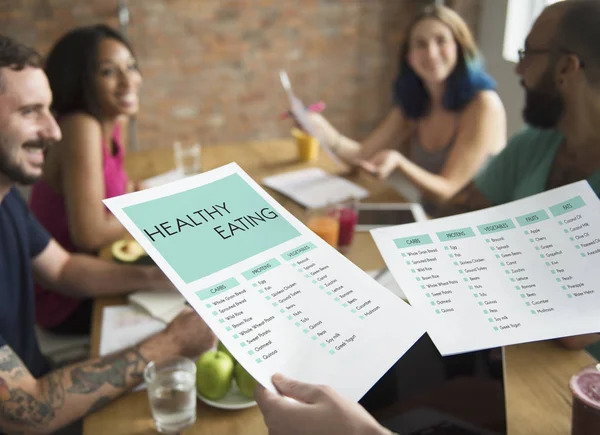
left=393, top=5, right=495, bottom=119
left=45, top=24, right=137, bottom=118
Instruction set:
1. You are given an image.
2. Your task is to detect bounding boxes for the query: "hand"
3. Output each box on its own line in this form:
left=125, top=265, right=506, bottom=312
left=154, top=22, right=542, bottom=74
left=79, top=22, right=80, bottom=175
left=165, top=309, right=217, bottom=358
left=255, top=374, right=390, bottom=435
left=358, top=149, right=403, bottom=179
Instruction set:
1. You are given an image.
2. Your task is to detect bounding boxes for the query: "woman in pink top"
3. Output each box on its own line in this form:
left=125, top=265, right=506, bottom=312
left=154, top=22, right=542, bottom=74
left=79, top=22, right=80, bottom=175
left=30, top=25, right=142, bottom=334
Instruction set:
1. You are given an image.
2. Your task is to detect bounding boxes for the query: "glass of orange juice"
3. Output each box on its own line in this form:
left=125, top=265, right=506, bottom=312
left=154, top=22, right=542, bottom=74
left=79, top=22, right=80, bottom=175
left=306, top=206, right=340, bottom=248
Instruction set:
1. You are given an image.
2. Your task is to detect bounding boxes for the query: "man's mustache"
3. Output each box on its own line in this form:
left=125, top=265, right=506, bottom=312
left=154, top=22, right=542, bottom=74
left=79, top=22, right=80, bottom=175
left=23, top=139, right=55, bottom=150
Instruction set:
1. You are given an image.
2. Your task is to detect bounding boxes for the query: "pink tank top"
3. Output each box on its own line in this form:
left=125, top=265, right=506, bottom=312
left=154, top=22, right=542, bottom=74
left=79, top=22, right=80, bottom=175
left=30, top=123, right=127, bottom=329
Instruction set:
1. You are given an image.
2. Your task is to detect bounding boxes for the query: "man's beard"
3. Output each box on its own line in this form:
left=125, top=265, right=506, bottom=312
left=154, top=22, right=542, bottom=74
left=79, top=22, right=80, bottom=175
left=522, top=69, right=565, bottom=129
left=0, top=137, right=49, bottom=185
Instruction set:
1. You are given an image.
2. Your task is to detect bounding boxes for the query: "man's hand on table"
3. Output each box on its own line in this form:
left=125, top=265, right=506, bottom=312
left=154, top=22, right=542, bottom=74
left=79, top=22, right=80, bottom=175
left=163, top=308, right=217, bottom=358
left=255, top=374, right=393, bottom=435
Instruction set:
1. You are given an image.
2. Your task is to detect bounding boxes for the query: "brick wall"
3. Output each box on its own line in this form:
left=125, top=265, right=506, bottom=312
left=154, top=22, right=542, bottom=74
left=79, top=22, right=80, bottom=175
left=1, top=0, right=480, bottom=150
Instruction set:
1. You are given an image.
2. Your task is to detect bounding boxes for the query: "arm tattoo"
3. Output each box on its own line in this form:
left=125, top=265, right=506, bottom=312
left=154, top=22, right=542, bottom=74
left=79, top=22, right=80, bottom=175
left=434, top=182, right=492, bottom=218
left=67, top=348, right=147, bottom=394
left=0, top=375, right=54, bottom=428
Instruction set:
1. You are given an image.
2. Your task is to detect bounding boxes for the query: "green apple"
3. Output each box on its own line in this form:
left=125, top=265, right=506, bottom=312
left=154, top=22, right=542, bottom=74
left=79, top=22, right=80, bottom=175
left=196, top=350, right=234, bottom=400
left=217, top=341, right=235, bottom=361
left=235, top=363, right=258, bottom=398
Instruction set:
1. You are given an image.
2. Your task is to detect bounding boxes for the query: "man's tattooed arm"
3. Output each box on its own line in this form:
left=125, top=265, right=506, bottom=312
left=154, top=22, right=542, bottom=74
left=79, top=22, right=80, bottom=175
left=0, top=344, right=148, bottom=434
left=434, top=182, right=493, bottom=218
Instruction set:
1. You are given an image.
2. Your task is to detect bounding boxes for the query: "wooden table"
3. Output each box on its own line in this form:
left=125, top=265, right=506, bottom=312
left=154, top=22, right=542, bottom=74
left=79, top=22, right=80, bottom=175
left=503, top=341, right=597, bottom=435
left=84, top=139, right=597, bottom=435
left=84, top=139, right=398, bottom=435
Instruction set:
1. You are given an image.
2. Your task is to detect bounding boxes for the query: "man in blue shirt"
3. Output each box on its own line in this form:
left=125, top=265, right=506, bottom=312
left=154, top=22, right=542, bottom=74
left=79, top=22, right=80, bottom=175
left=0, top=35, right=216, bottom=433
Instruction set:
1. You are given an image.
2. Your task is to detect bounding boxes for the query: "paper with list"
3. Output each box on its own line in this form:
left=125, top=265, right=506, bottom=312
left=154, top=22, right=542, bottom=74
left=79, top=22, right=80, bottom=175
left=104, top=163, right=424, bottom=401
left=372, top=181, right=600, bottom=356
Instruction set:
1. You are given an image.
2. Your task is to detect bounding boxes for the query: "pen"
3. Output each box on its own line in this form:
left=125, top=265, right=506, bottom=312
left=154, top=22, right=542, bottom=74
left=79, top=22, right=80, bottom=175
left=279, top=101, right=326, bottom=119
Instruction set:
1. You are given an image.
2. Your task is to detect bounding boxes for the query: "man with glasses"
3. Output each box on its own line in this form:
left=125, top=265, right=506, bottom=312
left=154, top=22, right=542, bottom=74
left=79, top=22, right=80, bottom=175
left=255, top=1, right=600, bottom=434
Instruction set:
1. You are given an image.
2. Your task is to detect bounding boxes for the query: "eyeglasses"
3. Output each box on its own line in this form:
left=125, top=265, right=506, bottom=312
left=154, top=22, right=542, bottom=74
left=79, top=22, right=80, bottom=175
left=517, top=48, right=585, bottom=68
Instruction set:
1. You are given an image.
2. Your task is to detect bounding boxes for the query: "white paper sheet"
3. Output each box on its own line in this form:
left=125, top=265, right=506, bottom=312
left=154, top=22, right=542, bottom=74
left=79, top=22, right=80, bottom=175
left=104, top=163, right=424, bottom=401
left=99, top=306, right=166, bottom=356
left=372, top=181, right=600, bottom=356
left=262, top=168, right=369, bottom=209
left=128, top=291, right=187, bottom=324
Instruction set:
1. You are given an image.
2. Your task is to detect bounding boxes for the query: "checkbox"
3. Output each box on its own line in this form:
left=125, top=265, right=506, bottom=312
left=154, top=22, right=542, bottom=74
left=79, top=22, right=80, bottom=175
left=490, top=247, right=495, bottom=251
left=327, top=291, right=332, bottom=295
left=206, top=304, right=212, bottom=308
left=295, top=322, right=300, bottom=326
left=562, top=286, right=567, bottom=290
left=568, top=294, right=573, bottom=298
left=360, top=316, right=365, bottom=319
left=510, top=278, right=515, bottom=282
left=304, top=274, right=310, bottom=278
left=219, top=319, right=225, bottom=324
left=494, top=327, right=499, bottom=331
left=500, top=262, right=505, bottom=266
left=495, top=254, right=500, bottom=259
left=248, top=350, right=254, bottom=355
left=535, top=247, right=540, bottom=251
left=551, top=270, right=556, bottom=274
left=581, top=253, right=586, bottom=257
left=559, top=221, right=563, bottom=225
left=515, top=286, right=520, bottom=290
left=531, top=310, right=536, bottom=314
left=464, top=278, right=469, bottom=282
left=454, top=261, right=458, bottom=266
left=473, top=293, right=478, bottom=298
left=303, top=329, right=309, bottom=333
left=329, top=350, right=335, bottom=355
left=417, top=278, right=421, bottom=281
left=320, top=286, right=324, bottom=289
left=529, top=238, right=534, bottom=243
left=334, top=297, right=340, bottom=302
left=320, top=343, right=326, bottom=347
left=266, top=296, right=271, bottom=300
left=488, top=318, right=493, bottom=323
left=342, top=303, right=348, bottom=307
left=505, top=270, right=510, bottom=274
left=484, top=310, right=488, bottom=314
left=576, top=245, right=581, bottom=249
left=556, top=278, right=561, bottom=282
left=226, top=326, right=232, bottom=331
left=256, top=358, right=262, bottom=364
left=430, top=301, right=435, bottom=306
left=540, top=254, right=545, bottom=258
left=449, top=254, right=454, bottom=258
left=485, top=238, right=490, bottom=243
left=545, top=262, right=550, bottom=266
left=459, top=270, right=464, bottom=274
left=212, top=311, right=218, bottom=316
left=351, top=309, right=356, bottom=313
left=240, top=342, right=246, bottom=348
left=564, top=229, right=569, bottom=233
left=526, top=302, right=531, bottom=306
left=444, top=246, right=449, bottom=250
left=421, top=285, right=425, bottom=289
left=280, top=308, right=285, bottom=313
left=252, top=283, right=257, bottom=287
left=298, top=269, right=303, bottom=272
left=233, top=334, right=239, bottom=339
left=570, top=237, right=575, bottom=241
left=478, top=302, right=483, bottom=306
left=311, top=336, right=317, bottom=341
left=259, top=290, right=264, bottom=294
left=411, top=269, right=416, bottom=273
left=287, top=315, right=292, bottom=320
left=426, top=293, right=431, bottom=297
left=521, top=294, right=525, bottom=298
left=436, top=309, right=441, bottom=314
left=524, top=230, right=529, bottom=234
left=402, top=253, right=407, bottom=257
left=406, top=261, right=411, bottom=265
left=469, top=285, right=473, bottom=290
left=312, top=280, right=317, bottom=284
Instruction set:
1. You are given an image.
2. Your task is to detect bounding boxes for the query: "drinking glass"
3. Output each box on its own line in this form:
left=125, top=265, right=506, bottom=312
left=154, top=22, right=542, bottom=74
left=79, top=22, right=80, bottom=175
left=570, top=363, right=600, bottom=435
left=174, top=141, right=201, bottom=175
left=144, top=356, right=197, bottom=434
left=306, top=206, right=340, bottom=248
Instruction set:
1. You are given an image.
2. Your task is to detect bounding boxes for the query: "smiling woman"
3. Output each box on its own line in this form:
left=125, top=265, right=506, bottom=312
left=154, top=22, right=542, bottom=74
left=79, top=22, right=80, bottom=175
left=28, top=25, right=142, bottom=335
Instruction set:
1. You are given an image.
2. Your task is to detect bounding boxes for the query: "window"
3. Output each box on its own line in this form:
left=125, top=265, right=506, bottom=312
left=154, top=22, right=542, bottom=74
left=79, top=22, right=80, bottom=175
left=503, top=0, right=565, bottom=63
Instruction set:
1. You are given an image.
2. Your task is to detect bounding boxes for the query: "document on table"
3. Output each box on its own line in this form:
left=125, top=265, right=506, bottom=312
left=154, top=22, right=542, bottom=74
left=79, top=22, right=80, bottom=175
left=99, top=305, right=166, bottom=356
left=371, top=181, right=600, bottom=356
left=104, top=163, right=424, bottom=401
left=262, top=167, right=369, bottom=209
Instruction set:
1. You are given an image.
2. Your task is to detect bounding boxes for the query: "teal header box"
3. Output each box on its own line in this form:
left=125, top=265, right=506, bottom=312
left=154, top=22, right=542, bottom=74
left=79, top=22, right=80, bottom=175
left=515, top=209, right=550, bottom=227
left=477, top=219, right=516, bottom=235
left=436, top=227, right=476, bottom=242
left=242, top=258, right=281, bottom=280
left=549, top=196, right=586, bottom=217
left=281, top=242, right=317, bottom=261
left=195, top=277, right=239, bottom=301
left=394, top=234, right=433, bottom=249
left=123, top=174, right=301, bottom=283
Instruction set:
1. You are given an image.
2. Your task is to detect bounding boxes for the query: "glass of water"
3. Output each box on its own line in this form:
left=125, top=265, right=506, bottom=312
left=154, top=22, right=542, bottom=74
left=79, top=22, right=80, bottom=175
left=144, top=356, right=197, bottom=434
left=173, top=141, right=201, bottom=176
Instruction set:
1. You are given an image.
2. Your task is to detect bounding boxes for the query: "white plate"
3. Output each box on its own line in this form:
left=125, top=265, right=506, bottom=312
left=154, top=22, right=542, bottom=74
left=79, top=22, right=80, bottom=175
left=196, top=380, right=257, bottom=410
